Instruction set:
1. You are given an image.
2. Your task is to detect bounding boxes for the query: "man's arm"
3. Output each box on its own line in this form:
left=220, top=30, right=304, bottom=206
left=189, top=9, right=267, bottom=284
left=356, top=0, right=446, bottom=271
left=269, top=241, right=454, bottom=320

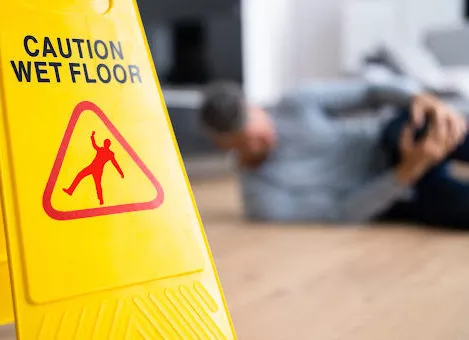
left=91, top=131, right=98, bottom=150
left=292, top=73, right=422, bottom=115
left=342, top=108, right=467, bottom=223
left=341, top=171, right=410, bottom=223
left=111, top=157, right=124, bottom=178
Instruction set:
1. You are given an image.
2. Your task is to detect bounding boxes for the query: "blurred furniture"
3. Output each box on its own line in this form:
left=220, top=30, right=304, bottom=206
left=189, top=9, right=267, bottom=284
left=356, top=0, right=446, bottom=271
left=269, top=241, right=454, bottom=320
left=425, top=26, right=469, bottom=100
left=340, top=0, right=464, bottom=74
left=136, top=0, right=242, bottom=178
left=162, top=88, right=234, bottom=179
left=341, top=0, right=469, bottom=107
left=426, top=25, right=469, bottom=67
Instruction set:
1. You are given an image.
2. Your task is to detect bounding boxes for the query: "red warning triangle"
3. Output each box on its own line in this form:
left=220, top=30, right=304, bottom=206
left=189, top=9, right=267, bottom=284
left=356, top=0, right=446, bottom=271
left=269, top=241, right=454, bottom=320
left=43, top=101, right=164, bottom=220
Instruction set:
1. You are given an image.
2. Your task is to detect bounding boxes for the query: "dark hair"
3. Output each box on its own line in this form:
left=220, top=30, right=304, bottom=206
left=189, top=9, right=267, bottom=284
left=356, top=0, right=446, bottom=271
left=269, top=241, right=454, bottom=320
left=199, top=81, right=246, bottom=133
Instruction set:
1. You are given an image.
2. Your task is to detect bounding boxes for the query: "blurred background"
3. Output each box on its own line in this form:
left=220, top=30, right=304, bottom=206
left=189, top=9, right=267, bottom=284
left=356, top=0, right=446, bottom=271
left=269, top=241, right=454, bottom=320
left=133, top=1, right=469, bottom=339
left=136, top=0, right=469, bottom=178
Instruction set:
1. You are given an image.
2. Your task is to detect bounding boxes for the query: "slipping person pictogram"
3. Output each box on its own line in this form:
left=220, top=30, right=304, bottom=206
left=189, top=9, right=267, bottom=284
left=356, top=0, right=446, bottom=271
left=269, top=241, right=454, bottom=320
left=63, top=131, right=124, bottom=205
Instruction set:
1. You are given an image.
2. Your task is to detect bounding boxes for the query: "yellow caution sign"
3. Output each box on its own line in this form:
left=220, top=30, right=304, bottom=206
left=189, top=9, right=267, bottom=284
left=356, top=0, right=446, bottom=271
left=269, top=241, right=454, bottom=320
left=0, top=208, right=14, bottom=325
left=0, top=1, right=236, bottom=339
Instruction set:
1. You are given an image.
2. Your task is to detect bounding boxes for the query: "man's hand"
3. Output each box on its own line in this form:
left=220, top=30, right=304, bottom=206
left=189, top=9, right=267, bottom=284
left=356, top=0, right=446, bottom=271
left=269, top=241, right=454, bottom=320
left=396, top=118, right=464, bottom=185
left=411, top=94, right=467, bottom=142
left=396, top=93, right=468, bottom=185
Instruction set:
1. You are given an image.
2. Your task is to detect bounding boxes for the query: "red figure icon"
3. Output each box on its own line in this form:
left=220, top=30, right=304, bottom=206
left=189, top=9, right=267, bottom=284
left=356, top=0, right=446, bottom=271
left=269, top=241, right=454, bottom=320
left=63, top=131, right=124, bottom=205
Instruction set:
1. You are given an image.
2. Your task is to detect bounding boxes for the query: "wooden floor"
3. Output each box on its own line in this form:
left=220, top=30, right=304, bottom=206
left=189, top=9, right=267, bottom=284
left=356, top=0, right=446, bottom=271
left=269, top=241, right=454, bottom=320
left=3, top=175, right=469, bottom=339
left=194, top=175, right=469, bottom=340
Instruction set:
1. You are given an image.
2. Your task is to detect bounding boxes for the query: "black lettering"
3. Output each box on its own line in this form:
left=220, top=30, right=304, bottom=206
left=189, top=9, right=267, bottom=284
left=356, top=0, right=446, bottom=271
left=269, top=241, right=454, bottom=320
left=49, top=62, right=62, bottom=82
left=69, top=63, right=81, bottom=82
left=86, top=39, right=93, bottom=59
left=94, top=40, right=108, bottom=60
left=43, top=37, right=57, bottom=58
left=34, top=62, right=50, bottom=83
left=24, top=35, right=39, bottom=57
left=57, top=38, right=72, bottom=58
left=128, top=65, right=142, bottom=83
left=10, top=60, right=32, bottom=82
left=83, top=63, right=97, bottom=83
left=97, top=64, right=111, bottom=83
left=71, top=39, right=85, bottom=58
left=110, top=41, right=124, bottom=60
left=113, top=64, right=127, bottom=83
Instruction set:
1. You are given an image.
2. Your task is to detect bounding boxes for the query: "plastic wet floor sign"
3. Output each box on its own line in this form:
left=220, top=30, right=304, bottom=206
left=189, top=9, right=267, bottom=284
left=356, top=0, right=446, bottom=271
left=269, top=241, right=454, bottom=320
left=0, top=1, right=236, bottom=339
left=0, top=211, right=14, bottom=326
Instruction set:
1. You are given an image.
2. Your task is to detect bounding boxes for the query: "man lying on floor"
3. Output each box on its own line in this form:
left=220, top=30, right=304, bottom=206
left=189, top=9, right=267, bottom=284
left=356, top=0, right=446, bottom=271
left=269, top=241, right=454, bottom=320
left=199, top=75, right=469, bottom=228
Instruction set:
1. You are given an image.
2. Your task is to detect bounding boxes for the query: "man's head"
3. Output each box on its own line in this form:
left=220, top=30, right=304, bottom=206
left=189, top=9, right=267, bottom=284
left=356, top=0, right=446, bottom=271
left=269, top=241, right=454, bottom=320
left=200, top=81, right=276, bottom=167
left=104, top=139, right=111, bottom=148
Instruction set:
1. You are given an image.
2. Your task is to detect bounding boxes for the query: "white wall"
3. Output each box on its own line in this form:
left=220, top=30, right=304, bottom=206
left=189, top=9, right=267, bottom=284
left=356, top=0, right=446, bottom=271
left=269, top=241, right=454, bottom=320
left=242, top=0, right=464, bottom=106
left=241, top=0, right=296, bottom=105
left=288, top=0, right=344, bottom=81
left=341, top=0, right=398, bottom=73
left=242, top=0, right=343, bottom=105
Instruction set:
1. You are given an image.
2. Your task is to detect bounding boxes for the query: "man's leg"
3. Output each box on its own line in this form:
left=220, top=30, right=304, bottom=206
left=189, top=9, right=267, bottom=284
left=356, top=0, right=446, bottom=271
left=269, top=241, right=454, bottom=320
left=382, top=108, right=469, bottom=164
left=379, top=108, right=469, bottom=228
left=380, top=107, right=453, bottom=192
left=63, top=167, right=92, bottom=195
left=449, top=135, right=469, bottom=162
left=92, top=171, right=104, bottom=205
